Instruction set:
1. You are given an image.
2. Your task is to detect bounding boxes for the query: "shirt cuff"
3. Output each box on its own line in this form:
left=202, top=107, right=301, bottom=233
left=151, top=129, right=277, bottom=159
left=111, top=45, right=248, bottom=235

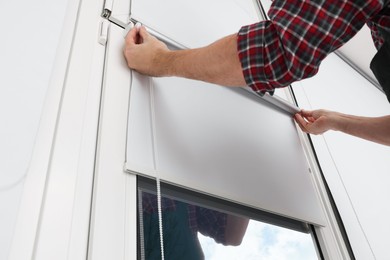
left=237, top=22, right=275, bottom=93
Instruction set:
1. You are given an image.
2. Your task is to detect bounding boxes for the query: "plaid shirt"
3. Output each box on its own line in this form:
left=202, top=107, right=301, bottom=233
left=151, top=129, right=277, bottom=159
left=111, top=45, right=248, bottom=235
left=237, top=0, right=390, bottom=92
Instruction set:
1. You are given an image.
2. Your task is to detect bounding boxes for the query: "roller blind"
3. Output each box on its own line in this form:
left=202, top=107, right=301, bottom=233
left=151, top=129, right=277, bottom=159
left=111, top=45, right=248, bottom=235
left=124, top=0, right=325, bottom=225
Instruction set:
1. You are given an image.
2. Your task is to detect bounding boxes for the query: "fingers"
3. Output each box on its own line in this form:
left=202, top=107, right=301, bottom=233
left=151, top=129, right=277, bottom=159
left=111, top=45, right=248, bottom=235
left=125, top=26, right=139, bottom=45
left=138, top=26, right=150, bottom=42
left=123, top=23, right=169, bottom=75
left=307, top=116, right=316, bottom=123
left=294, top=113, right=309, bottom=133
left=125, top=26, right=152, bottom=49
left=300, top=109, right=324, bottom=123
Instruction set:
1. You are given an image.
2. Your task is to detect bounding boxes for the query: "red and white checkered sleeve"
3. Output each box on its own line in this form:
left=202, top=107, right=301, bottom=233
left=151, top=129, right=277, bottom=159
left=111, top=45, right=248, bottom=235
left=237, top=0, right=382, bottom=93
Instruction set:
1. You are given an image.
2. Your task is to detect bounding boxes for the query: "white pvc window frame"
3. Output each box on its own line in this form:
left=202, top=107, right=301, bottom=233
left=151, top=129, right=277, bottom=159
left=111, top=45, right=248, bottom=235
left=8, top=0, right=355, bottom=258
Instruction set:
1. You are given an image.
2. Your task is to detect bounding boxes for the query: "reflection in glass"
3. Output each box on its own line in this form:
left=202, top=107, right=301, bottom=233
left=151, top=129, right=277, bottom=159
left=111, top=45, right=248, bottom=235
left=138, top=190, right=318, bottom=260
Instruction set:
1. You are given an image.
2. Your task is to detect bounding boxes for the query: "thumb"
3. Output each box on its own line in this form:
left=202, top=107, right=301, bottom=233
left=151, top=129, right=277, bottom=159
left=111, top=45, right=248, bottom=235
left=138, top=26, right=150, bottom=42
left=294, top=113, right=309, bottom=133
left=300, top=109, right=314, bottom=117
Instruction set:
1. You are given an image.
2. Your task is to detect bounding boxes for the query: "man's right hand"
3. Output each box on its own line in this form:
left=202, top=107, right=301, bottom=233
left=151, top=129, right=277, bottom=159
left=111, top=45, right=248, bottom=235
left=123, top=25, right=170, bottom=76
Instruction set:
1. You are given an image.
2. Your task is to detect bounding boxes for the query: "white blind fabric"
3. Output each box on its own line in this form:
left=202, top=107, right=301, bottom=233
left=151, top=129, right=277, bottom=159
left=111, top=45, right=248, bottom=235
left=126, top=74, right=325, bottom=225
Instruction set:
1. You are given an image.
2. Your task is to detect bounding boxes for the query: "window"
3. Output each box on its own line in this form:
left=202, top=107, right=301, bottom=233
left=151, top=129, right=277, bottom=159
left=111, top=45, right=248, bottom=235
left=137, top=177, right=320, bottom=260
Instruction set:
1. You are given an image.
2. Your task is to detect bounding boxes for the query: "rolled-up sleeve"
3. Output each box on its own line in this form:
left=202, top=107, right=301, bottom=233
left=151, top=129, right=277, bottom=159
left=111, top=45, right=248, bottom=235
left=237, top=0, right=385, bottom=92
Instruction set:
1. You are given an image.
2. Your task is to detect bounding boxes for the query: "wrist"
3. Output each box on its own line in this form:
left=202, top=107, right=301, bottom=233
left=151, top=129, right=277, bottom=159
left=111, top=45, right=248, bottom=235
left=156, top=49, right=178, bottom=77
left=329, top=113, right=345, bottom=132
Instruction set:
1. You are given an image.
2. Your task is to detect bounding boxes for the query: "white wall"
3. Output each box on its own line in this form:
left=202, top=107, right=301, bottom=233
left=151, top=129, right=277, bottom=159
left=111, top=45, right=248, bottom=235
left=337, top=25, right=378, bottom=85
left=0, top=1, right=69, bottom=259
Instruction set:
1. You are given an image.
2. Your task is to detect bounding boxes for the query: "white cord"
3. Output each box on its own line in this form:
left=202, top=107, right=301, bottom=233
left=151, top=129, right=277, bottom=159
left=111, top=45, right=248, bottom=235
left=138, top=190, right=146, bottom=260
left=149, top=77, right=165, bottom=260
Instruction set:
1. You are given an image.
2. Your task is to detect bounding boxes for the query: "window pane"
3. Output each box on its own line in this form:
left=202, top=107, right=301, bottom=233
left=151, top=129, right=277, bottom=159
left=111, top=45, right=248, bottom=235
left=198, top=221, right=317, bottom=260
left=138, top=189, right=319, bottom=260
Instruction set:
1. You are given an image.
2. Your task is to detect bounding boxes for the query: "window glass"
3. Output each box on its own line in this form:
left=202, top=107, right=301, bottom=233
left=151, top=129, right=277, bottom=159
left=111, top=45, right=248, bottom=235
left=198, top=221, right=317, bottom=260
left=137, top=187, right=319, bottom=260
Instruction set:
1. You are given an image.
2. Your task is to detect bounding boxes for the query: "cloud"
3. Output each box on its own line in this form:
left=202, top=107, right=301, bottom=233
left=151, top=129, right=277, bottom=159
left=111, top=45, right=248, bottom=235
left=198, top=220, right=318, bottom=260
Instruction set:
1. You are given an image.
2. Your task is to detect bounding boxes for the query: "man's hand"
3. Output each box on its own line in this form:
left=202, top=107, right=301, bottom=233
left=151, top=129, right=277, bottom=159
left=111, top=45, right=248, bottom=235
left=294, top=109, right=338, bottom=135
left=123, top=26, right=170, bottom=76
left=295, top=109, right=390, bottom=145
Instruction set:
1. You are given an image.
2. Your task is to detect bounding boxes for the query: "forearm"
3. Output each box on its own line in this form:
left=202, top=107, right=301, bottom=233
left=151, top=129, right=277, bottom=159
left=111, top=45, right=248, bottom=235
left=224, top=215, right=249, bottom=246
left=333, top=113, right=390, bottom=146
left=159, top=34, right=246, bottom=87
